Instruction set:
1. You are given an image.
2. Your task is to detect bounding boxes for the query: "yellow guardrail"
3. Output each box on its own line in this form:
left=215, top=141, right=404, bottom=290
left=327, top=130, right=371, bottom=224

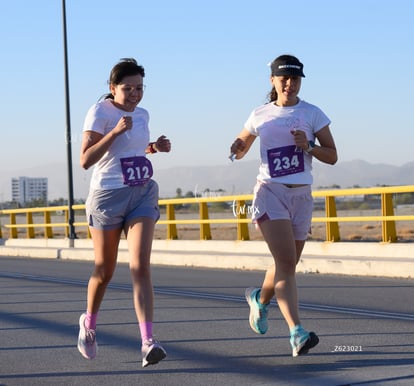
left=1, top=185, right=414, bottom=242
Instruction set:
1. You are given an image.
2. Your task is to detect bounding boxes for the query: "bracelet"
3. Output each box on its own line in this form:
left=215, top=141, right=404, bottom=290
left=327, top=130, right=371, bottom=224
left=149, top=142, right=157, bottom=154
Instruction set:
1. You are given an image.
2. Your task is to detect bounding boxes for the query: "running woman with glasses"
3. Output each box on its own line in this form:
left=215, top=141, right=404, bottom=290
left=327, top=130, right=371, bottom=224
left=78, top=58, right=171, bottom=367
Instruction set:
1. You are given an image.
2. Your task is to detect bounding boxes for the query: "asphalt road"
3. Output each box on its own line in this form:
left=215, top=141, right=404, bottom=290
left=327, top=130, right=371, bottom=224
left=1, top=256, right=413, bottom=386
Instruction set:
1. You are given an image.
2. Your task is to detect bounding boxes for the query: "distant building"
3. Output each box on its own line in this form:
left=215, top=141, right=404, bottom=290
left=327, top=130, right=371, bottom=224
left=12, top=177, right=48, bottom=205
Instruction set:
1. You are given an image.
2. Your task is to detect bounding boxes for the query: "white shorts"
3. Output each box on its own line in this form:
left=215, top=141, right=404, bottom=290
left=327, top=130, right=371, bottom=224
left=252, top=181, right=313, bottom=240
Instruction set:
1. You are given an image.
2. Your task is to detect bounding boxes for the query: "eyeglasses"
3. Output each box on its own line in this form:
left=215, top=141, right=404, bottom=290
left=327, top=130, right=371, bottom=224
left=121, top=85, right=146, bottom=93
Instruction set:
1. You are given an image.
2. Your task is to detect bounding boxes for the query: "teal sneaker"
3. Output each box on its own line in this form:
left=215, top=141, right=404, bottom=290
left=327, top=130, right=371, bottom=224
left=290, top=326, right=319, bottom=357
left=245, top=287, right=269, bottom=334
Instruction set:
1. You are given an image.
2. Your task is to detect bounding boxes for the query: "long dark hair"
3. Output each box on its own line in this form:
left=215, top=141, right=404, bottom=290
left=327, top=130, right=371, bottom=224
left=102, top=58, right=145, bottom=100
left=267, top=87, right=278, bottom=103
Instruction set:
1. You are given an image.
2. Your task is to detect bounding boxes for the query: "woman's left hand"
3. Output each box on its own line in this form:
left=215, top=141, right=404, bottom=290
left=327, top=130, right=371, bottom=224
left=291, top=129, right=308, bottom=151
left=154, top=135, right=171, bottom=152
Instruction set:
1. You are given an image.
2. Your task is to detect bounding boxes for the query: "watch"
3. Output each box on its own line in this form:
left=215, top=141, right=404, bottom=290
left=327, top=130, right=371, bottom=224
left=305, top=140, right=315, bottom=154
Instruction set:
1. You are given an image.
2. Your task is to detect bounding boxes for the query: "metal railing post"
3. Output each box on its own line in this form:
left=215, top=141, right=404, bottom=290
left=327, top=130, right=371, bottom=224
left=26, top=212, right=35, bottom=239
left=166, top=204, right=177, bottom=240
left=325, top=195, right=340, bottom=241
left=236, top=200, right=250, bottom=241
left=381, top=193, right=397, bottom=242
left=199, top=202, right=211, bottom=240
left=44, top=210, right=53, bottom=238
left=9, top=213, right=17, bottom=238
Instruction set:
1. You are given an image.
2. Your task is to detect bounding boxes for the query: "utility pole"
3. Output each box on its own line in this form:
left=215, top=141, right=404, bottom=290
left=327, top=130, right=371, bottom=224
left=62, top=0, right=76, bottom=244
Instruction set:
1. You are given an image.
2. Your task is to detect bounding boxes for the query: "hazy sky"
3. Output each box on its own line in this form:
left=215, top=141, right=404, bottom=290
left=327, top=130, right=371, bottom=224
left=1, top=0, right=413, bottom=181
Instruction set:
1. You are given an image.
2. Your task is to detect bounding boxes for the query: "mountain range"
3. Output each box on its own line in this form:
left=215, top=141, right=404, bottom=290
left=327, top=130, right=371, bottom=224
left=1, top=159, right=414, bottom=201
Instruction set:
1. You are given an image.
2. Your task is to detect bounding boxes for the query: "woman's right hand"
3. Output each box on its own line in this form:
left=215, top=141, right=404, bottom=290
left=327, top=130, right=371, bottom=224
left=230, top=138, right=246, bottom=157
left=229, top=129, right=256, bottom=161
left=113, top=116, right=133, bottom=136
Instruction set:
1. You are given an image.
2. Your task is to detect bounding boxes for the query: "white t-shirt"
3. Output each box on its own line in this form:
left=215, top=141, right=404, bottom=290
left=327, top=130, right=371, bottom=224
left=244, top=99, right=331, bottom=185
left=82, top=99, right=150, bottom=190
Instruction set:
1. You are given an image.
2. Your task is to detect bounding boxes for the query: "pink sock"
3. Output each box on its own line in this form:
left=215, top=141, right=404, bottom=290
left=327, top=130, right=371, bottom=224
left=85, top=311, right=98, bottom=330
left=139, top=321, right=153, bottom=342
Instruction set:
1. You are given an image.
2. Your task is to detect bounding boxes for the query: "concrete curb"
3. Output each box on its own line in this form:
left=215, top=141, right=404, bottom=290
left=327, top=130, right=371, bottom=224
left=1, top=239, right=413, bottom=278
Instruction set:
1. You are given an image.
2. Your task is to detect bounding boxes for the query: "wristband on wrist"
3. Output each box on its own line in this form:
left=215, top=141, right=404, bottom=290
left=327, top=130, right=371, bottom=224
left=149, top=142, right=157, bottom=154
left=305, top=140, right=315, bottom=154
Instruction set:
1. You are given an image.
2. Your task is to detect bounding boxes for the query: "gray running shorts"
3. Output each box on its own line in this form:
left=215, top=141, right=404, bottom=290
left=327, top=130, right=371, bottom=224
left=86, top=180, right=160, bottom=230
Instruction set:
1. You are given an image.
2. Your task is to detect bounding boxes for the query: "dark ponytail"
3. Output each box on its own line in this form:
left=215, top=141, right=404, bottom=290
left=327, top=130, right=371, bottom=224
left=267, top=87, right=278, bottom=103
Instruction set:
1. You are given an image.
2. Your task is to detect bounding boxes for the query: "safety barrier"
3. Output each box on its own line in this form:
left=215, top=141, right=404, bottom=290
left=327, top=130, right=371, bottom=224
left=1, top=185, right=414, bottom=242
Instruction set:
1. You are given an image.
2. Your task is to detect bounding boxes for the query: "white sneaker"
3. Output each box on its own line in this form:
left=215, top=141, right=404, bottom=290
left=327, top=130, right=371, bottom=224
left=77, top=313, right=97, bottom=359
left=141, top=338, right=166, bottom=367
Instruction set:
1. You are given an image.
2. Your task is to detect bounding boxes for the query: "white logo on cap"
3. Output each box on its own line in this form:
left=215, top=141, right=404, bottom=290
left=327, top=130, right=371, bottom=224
left=278, top=64, right=301, bottom=70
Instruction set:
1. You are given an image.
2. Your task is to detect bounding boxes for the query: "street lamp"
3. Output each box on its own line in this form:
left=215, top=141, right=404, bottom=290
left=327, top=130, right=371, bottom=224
left=62, top=0, right=76, bottom=243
